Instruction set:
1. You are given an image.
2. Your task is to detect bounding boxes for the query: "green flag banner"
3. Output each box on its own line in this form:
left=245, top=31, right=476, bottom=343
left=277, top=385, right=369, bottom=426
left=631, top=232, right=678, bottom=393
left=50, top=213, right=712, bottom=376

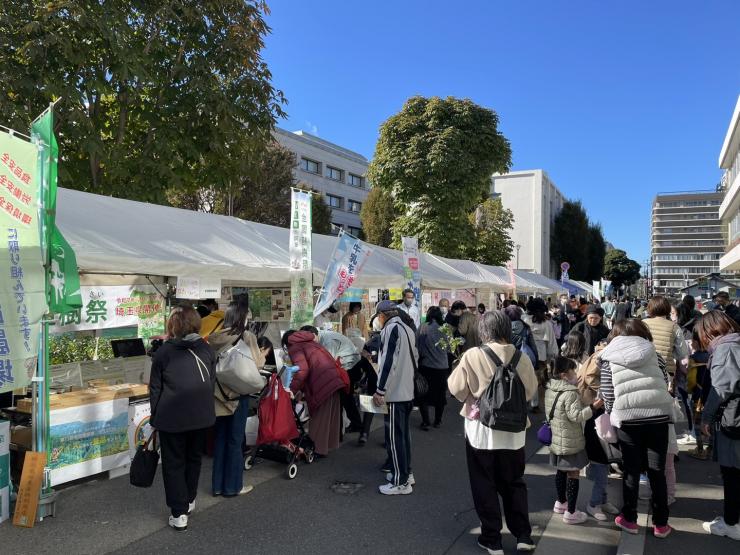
left=49, top=226, right=82, bottom=314
left=0, top=129, right=46, bottom=393
left=31, top=109, right=57, bottom=233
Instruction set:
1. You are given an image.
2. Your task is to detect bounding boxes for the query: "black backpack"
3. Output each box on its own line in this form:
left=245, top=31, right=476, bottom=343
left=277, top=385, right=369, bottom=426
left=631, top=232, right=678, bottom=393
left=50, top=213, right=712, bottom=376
left=478, top=347, right=527, bottom=433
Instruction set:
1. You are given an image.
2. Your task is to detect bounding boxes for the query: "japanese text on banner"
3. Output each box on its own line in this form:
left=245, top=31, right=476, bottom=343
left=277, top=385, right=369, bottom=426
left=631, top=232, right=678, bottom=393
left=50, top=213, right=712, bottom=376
left=401, top=236, right=421, bottom=302
left=289, top=190, right=313, bottom=328
left=0, top=130, right=45, bottom=393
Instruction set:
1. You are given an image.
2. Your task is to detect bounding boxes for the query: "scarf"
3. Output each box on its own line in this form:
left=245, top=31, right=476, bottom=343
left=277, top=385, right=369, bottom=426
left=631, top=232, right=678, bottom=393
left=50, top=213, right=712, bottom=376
left=708, top=332, right=740, bottom=355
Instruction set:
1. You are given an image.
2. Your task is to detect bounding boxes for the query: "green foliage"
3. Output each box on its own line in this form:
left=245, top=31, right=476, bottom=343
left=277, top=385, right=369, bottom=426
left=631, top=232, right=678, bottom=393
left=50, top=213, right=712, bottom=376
left=307, top=189, right=334, bottom=235
left=551, top=200, right=591, bottom=280
left=603, top=249, right=642, bottom=289
left=50, top=335, right=114, bottom=365
left=586, top=224, right=606, bottom=282
left=436, top=323, right=465, bottom=355
left=360, top=187, right=395, bottom=247
left=468, top=198, right=515, bottom=266
left=0, top=1, right=285, bottom=203
left=368, top=96, right=512, bottom=258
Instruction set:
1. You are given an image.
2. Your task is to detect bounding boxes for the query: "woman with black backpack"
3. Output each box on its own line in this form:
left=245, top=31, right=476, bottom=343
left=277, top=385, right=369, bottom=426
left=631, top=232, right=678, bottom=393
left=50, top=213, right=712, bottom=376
left=448, top=311, right=538, bottom=554
left=698, top=311, right=740, bottom=541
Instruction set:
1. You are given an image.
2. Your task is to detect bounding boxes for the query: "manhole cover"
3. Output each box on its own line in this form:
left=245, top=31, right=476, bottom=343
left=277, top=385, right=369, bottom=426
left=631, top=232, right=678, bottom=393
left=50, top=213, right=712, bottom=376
left=331, top=481, right=365, bottom=494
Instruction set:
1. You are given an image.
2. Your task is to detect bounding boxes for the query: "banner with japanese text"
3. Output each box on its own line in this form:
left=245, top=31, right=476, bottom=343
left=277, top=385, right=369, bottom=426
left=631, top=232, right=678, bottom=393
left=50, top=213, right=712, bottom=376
left=289, top=190, right=314, bottom=328
left=52, top=285, right=165, bottom=341
left=401, top=236, right=421, bottom=301
left=0, top=130, right=45, bottom=393
left=314, top=231, right=373, bottom=317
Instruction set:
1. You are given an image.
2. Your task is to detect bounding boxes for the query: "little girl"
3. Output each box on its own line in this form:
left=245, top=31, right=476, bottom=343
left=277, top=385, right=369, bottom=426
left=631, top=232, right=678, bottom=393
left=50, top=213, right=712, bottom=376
left=545, top=356, right=603, bottom=524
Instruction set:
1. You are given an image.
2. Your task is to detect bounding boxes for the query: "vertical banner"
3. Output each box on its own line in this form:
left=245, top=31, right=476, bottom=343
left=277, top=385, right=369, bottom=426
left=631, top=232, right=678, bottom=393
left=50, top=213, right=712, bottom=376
left=401, top=236, right=421, bottom=301
left=0, top=130, right=45, bottom=393
left=506, top=261, right=517, bottom=297
left=289, top=190, right=313, bottom=329
left=313, top=231, right=373, bottom=317
left=592, top=280, right=601, bottom=301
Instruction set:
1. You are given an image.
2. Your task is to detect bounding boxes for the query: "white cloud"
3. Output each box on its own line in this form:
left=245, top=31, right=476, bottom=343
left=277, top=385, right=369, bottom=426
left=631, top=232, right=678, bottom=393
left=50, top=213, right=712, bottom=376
left=305, top=120, right=319, bottom=136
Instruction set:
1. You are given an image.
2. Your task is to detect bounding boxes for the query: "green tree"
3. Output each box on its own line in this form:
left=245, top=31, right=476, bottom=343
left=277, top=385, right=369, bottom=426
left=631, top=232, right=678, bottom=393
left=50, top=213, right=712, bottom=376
left=551, top=200, right=590, bottom=280
left=368, top=96, right=512, bottom=258
left=360, top=187, right=395, bottom=247
left=468, top=198, right=515, bottom=266
left=586, top=223, right=606, bottom=282
left=603, top=249, right=642, bottom=290
left=0, top=0, right=285, bottom=202
left=301, top=187, right=334, bottom=236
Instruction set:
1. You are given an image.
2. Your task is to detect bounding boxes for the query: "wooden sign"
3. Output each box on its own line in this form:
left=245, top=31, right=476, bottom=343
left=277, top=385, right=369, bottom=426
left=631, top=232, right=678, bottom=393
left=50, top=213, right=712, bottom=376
left=13, top=451, right=46, bottom=527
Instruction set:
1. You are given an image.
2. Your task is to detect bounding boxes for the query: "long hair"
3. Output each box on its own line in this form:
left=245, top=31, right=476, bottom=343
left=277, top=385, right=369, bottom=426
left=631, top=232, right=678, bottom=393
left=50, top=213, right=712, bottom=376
left=562, top=331, right=586, bottom=359
left=223, top=301, right=249, bottom=336
left=526, top=298, right=547, bottom=324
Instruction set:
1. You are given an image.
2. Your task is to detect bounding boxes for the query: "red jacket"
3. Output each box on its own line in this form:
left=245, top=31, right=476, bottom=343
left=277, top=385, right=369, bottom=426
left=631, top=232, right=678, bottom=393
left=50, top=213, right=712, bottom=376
left=288, top=331, right=347, bottom=413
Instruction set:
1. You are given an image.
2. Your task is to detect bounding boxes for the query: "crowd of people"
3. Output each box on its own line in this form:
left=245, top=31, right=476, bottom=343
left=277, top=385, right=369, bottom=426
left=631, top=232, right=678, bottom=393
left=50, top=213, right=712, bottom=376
left=146, top=287, right=740, bottom=553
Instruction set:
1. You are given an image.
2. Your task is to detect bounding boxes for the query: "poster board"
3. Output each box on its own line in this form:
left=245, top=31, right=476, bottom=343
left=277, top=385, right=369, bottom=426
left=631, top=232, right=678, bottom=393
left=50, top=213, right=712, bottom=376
left=128, top=401, right=152, bottom=460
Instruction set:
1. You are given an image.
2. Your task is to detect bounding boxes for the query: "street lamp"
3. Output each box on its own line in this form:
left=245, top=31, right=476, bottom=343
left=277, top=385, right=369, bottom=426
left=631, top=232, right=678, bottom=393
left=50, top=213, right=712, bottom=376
left=516, top=244, right=521, bottom=269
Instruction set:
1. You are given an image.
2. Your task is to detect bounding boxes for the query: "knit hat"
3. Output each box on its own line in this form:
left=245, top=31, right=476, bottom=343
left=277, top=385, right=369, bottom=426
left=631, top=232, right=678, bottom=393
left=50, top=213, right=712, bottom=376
left=586, top=304, right=604, bottom=317
left=375, top=300, right=397, bottom=314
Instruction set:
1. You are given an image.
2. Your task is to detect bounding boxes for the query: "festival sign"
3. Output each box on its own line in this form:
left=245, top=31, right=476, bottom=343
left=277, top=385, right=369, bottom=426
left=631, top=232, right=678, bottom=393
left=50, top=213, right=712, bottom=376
left=289, top=190, right=314, bottom=328
left=0, top=129, right=45, bottom=393
left=314, top=231, right=373, bottom=317
left=401, top=236, right=421, bottom=301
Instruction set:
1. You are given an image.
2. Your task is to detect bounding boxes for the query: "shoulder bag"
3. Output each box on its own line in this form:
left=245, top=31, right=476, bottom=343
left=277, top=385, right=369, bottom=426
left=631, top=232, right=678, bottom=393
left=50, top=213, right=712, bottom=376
left=537, top=391, right=563, bottom=445
left=130, top=430, right=159, bottom=488
left=216, top=335, right=266, bottom=396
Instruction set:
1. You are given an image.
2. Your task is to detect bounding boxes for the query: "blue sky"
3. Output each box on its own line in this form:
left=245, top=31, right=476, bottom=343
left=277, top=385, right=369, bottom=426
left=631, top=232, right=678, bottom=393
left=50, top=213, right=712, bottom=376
left=263, top=0, right=740, bottom=264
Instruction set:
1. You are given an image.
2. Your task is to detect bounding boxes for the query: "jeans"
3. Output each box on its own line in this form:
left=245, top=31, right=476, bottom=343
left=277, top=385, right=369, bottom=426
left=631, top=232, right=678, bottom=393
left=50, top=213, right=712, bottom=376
left=618, top=423, right=669, bottom=526
left=678, top=388, right=693, bottom=432
left=159, top=428, right=208, bottom=517
left=466, top=442, right=532, bottom=545
left=384, top=401, right=412, bottom=485
left=587, top=463, right=609, bottom=506
left=212, top=397, right=249, bottom=496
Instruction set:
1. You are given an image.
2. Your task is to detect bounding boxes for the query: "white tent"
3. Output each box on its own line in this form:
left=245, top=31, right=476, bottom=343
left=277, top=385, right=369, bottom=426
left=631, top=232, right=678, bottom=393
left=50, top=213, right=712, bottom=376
left=515, top=271, right=569, bottom=296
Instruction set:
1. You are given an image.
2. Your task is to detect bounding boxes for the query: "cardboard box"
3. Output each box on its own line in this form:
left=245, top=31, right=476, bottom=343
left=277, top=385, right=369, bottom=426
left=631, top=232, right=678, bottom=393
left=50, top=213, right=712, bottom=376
left=0, top=419, right=10, bottom=524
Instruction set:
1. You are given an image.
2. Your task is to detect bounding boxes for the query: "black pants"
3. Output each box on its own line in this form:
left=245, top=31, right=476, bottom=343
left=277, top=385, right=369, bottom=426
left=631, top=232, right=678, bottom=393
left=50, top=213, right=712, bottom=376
left=419, top=366, right=447, bottom=425
left=159, top=428, right=208, bottom=517
left=465, top=441, right=532, bottom=545
left=340, top=361, right=365, bottom=428
left=722, top=465, right=740, bottom=526
left=617, top=423, right=669, bottom=526
left=384, top=401, right=412, bottom=485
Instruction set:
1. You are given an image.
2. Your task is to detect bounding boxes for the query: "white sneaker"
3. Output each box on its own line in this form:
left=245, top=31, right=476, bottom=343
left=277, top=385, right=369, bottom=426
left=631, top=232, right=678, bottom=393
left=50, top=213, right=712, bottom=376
left=378, top=482, right=413, bottom=495
left=238, top=485, right=254, bottom=495
left=702, top=517, right=740, bottom=540
left=601, top=502, right=620, bottom=515
left=587, top=504, right=608, bottom=521
left=677, top=433, right=697, bottom=445
left=553, top=500, right=568, bottom=514
left=168, top=514, right=188, bottom=531
left=386, top=472, right=415, bottom=485
left=477, top=541, right=504, bottom=555
left=187, top=501, right=195, bottom=515
left=563, top=510, right=588, bottom=525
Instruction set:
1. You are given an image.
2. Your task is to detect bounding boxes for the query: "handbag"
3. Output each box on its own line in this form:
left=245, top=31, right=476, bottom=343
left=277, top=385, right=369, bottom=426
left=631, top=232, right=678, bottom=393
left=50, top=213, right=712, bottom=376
left=537, top=391, right=563, bottom=445
left=130, top=430, right=159, bottom=488
left=595, top=412, right=618, bottom=443
left=216, top=336, right=266, bottom=396
left=257, top=373, right=299, bottom=445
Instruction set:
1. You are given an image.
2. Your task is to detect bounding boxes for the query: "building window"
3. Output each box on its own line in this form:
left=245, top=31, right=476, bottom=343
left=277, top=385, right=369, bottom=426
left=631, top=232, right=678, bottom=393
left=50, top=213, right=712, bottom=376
left=326, top=194, right=342, bottom=209
left=347, top=200, right=362, bottom=213
left=348, top=226, right=362, bottom=237
left=301, top=158, right=320, bottom=174
left=326, top=166, right=343, bottom=181
left=349, top=173, right=364, bottom=188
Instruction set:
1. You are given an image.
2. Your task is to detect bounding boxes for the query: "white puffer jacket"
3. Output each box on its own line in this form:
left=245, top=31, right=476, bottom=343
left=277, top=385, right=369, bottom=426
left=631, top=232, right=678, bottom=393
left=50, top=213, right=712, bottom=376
left=599, top=335, right=673, bottom=427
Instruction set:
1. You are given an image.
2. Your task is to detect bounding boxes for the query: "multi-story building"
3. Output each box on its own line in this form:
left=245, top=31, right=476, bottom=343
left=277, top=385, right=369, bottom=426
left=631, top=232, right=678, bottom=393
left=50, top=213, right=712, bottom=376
left=490, top=170, right=565, bottom=278
left=274, top=128, right=370, bottom=235
left=651, top=191, right=725, bottom=295
left=718, top=95, right=740, bottom=273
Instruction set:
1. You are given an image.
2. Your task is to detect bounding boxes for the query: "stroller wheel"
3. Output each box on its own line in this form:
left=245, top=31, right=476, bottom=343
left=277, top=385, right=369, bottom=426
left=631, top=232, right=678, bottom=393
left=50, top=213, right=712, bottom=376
left=305, top=449, right=315, bottom=464
left=244, top=455, right=254, bottom=470
left=286, top=463, right=298, bottom=480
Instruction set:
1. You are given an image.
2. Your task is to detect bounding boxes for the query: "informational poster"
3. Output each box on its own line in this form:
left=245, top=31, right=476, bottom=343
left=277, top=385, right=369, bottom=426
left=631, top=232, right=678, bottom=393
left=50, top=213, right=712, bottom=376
left=128, top=401, right=152, bottom=460
left=176, top=276, right=222, bottom=300
left=49, top=398, right=130, bottom=486
left=289, top=190, right=314, bottom=328
left=271, top=289, right=291, bottom=322
left=340, top=287, right=366, bottom=302
left=401, top=236, right=421, bottom=302
left=314, top=231, right=373, bottom=317
left=250, top=289, right=272, bottom=320
left=52, top=285, right=165, bottom=339
left=0, top=129, right=45, bottom=394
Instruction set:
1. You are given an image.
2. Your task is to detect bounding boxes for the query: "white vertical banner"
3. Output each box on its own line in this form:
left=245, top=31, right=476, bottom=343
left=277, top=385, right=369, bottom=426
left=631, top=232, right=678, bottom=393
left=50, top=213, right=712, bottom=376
left=401, top=236, right=421, bottom=301
left=592, top=280, right=601, bottom=301
left=289, top=190, right=313, bottom=329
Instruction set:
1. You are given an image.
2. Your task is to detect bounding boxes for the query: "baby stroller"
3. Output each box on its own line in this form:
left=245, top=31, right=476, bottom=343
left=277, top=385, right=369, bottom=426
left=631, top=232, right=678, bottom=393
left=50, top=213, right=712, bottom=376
left=245, top=366, right=315, bottom=479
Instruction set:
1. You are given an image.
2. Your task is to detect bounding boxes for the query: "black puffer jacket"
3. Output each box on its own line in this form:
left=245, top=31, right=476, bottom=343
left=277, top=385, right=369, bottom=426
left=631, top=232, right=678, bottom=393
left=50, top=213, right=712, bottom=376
left=149, top=334, right=217, bottom=433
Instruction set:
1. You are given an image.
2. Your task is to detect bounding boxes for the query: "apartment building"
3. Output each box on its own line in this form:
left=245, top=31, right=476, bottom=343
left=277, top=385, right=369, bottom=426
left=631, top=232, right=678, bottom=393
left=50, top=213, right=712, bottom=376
left=651, top=191, right=725, bottom=295
left=718, top=95, right=740, bottom=273
left=490, top=170, right=565, bottom=278
left=273, top=128, right=370, bottom=235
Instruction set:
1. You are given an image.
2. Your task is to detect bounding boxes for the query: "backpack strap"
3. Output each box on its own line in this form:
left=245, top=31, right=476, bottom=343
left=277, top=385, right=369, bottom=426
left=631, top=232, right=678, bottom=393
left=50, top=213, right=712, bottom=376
left=209, top=318, right=224, bottom=337
left=547, top=391, right=564, bottom=424
left=480, top=345, right=522, bottom=376
left=399, top=326, right=418, bottom=373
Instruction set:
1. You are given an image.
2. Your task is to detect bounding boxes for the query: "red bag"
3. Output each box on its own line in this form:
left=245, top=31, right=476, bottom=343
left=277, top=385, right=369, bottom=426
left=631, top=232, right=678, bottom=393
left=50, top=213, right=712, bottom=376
left=257, top=373, right=299, bottom=445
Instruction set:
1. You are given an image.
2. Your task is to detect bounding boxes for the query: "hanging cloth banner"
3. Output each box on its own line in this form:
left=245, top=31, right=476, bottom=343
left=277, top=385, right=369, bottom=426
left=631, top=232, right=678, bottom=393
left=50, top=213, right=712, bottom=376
left=289, top=190, right=314, bottom=329
left=313, top=230, right=373, bottom=317
left=401, top=236, right=421, bottom=301
left=0, top=129, right=46, bottom=393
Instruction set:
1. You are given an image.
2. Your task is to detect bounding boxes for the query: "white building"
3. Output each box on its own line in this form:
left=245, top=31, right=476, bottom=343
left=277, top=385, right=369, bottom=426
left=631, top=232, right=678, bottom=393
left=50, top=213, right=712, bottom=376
left=719, top=94, right=740, bottom=272
left=490, top=170, right=565, bottom=278
left=273, top=128, right=370, bottom=235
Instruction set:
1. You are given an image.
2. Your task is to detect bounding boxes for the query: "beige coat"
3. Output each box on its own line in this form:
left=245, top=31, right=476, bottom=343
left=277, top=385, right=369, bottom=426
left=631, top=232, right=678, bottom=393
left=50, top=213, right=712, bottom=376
left=208, top=329, right=265, bottom=417
left=448, top=342, right=538, bottom=423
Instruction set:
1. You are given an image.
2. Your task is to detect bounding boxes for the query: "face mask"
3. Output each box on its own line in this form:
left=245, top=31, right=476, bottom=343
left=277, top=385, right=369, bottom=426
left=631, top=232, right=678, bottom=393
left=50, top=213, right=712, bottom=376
left=478, top=308, right=484, bottom=314
left=566, top=375, right=578, bottom=385
left=372, top=318, right=383, bottom=332
left=440, top=307, right=449, bottom=316
left=404, top=299, right=414, bottom=307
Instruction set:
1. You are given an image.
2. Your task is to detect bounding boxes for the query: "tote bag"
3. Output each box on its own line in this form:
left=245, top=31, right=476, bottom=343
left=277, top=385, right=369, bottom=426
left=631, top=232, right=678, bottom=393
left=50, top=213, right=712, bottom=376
left=216, top=337, right=266, bottom=396
left=130, top=431, right=159, bottom=488
left=257, top=373, right=298, bottom=445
